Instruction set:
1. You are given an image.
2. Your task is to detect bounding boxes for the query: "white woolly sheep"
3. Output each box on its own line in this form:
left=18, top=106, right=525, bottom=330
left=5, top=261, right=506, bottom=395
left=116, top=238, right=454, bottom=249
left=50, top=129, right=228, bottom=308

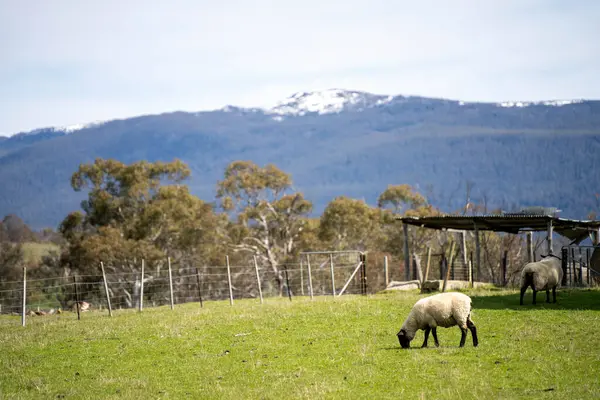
left=396, top=292, right=478, bottom=349
left=519, top=255, right=563, bottom=305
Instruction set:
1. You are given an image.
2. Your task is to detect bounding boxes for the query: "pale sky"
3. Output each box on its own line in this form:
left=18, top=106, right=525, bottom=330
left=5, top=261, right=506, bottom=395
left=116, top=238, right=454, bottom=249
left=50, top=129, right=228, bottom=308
left=1, top=0, right=599, bottom=135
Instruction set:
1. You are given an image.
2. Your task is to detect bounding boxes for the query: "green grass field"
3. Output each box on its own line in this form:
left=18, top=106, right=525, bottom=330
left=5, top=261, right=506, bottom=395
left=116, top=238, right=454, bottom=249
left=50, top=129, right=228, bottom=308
left=1, top=288, right=599, bottom=399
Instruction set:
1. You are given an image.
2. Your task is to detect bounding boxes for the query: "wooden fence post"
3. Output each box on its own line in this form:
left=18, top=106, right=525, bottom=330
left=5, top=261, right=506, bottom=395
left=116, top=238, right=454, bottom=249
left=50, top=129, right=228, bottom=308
left=167, top=256, right=175, bottom=310
left=253, top=256, right=263, bottom=304
left=100, top=262, right=112, bottom=317
left=139, top=259, right=145, bottom=312
left=384, top=256, right=389, bottom=287
left=474, top=225, right=481, bottom=282
left=21, top=267, right=26, bottom=327
left=468, top=260, right=473, bottom=288
left=442, top=242, right=456, bottom=292
left=226, top=256, right=234, bottom=305
left=73, top=275, right=81, bottom=320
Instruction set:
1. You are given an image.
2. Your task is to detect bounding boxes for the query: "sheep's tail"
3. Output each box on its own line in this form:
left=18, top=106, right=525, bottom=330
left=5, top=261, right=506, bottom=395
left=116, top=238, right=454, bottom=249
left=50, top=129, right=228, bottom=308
left=521, top=271, right=534, bottom=288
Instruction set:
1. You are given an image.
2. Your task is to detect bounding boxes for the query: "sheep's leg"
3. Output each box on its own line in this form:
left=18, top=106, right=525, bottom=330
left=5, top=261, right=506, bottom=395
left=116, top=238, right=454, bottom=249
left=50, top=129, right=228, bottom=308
left=467, top=319, right=478, bottom=347
left=546, top=289, right=551, bottom=303
left=532, top=286, right=537, bottom=305
left=519, top=286, right=527, bottom=305
left=421, top=327, right=431, bottom=348
left=432, top=328, right=439, bottom=347
left=552, top=286, right=557, bottom=303
left=459, top=326, right=468, bottom=347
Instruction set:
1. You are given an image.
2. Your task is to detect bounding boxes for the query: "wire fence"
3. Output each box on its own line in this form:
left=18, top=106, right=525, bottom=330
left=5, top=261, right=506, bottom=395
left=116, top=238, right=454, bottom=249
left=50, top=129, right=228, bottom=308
left=0, top=253, right=371, bottom=325
left=5, top=246, right=597, bottom=326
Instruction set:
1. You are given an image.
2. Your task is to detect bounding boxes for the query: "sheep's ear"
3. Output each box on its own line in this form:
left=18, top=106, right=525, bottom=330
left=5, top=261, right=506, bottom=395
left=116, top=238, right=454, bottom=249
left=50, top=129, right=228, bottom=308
left=397, top=329, right=406, bottom=336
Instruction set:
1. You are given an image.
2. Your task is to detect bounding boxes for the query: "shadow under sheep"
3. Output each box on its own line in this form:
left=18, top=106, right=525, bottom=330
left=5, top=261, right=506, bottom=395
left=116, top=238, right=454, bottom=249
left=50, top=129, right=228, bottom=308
left=470, top=288, right=600, bottom=311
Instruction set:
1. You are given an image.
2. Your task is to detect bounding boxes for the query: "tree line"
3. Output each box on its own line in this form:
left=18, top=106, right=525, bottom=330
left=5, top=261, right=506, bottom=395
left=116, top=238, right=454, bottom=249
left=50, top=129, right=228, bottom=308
left=1, top=158, right=557, bottom=300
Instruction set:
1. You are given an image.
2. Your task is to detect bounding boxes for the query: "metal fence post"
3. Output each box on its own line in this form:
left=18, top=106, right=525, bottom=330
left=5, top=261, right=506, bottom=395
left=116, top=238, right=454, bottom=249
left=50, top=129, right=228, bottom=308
left=100, top=262, right=112, bottom=317
left=167, top=257, right=175, bottom=310
left=21, top=267, right=26, bottom=327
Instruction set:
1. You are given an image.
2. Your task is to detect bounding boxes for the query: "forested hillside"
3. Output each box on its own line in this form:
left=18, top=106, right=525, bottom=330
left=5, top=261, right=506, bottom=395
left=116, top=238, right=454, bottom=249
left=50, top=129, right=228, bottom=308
left=1, top=91, right=599, bottom=229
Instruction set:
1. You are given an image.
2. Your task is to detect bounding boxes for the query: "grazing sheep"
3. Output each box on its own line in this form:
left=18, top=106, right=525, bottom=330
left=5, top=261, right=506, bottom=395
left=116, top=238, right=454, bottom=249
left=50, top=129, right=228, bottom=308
left=520, top=256, right=563, bottom=305
left=396, top=292, right=478, bottom=349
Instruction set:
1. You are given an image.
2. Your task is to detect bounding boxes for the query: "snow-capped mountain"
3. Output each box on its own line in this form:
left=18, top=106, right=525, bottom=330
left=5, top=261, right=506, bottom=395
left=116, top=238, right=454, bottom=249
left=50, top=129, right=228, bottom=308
left=5, top=89, right=591, bottom=137
left=265, top=89, right=394, bottom=116
left=1, top=88, right=599, bottom=229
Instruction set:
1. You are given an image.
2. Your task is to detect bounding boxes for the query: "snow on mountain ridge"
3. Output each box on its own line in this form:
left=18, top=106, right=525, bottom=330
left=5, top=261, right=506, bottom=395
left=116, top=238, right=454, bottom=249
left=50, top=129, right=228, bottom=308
left=497, top=99, right=584, bottom=108
left=6, top=90, right=590, bottom=136
left=15, top=120, right=107, bottom=137
left=266, top=89, right=393, bottom=117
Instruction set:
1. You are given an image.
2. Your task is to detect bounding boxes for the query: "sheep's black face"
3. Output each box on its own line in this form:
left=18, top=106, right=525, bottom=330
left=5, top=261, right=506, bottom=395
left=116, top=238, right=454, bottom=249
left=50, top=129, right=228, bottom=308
left=397, top=329, right=411, bottom=349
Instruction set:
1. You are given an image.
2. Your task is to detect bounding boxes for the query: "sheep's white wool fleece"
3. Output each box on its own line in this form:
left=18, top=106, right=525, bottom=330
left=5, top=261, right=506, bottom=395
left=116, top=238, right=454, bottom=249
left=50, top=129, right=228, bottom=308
left=401, top=292, right=472, bottom=339
left=520, top=257, right=563, bottom=290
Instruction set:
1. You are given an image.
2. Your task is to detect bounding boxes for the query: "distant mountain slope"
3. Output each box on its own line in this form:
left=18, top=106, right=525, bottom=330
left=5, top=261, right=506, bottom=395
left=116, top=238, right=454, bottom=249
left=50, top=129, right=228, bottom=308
left=1, top=90, right=599, bottom=229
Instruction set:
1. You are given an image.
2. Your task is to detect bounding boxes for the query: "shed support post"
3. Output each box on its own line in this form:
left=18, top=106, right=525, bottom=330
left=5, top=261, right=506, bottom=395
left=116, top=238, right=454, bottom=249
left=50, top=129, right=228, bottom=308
left=561, top=247, right=568, bottom=286
left=460, top=231, right=468, bottom=268
left=526, top=232, right=534, bottom=262
left=474, top=224, right=480, bottom=282
left=547, top=220, right=553, bottom=255
left=403, top=223, right=410, bottom=281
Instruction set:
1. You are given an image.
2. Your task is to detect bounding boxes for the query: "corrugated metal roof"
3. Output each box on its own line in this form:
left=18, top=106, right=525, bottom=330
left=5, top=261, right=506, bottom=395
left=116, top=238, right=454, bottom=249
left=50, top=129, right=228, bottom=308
left=397, top=214, right=600, bottom=244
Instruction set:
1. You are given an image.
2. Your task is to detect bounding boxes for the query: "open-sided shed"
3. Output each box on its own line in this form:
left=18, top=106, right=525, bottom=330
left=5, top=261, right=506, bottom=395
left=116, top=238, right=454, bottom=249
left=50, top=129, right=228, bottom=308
left=398, top=214, right=600, bottom=282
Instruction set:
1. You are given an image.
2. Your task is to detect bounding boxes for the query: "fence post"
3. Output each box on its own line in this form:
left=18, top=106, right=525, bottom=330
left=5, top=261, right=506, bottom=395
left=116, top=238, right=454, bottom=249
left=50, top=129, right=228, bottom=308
left=306, top=255, right=314, bottom=300
left=100, top=262, right=112, bottom=317
left=21, top=267, right=26, bottom=327
left=502, top=251, right=508, bottom=286
left=424, top=247, right=432, bottom=282
left=570, top=247, right=576, bottom=286
left=226, top=256, right=234, bottom=306
left=195, top=268, right=204, bottom=308
left=442, top=242, right=455, bottom=292
left=253, top=256, right=263, bottom=304
left=300, top=258, right=305, bottom=296
left=284, top=266, right=292, bottom=301
left=474, top=224, right=481, bottom=282
left=167, top=256, right=175, bottom=310
left=384, top=256, right=389, bottom=287
left=561, top=247, right=568, bottom=286
left=329, top=253, right=336, bottom=297
left=139, top=259, right=145, bottom=312
left=468, top=260, right=473, bottom=288
left=362, top=253, right=368, bottom=295
left=579, top=247, right=583, bottom=286
left=586, top=248, right=591, bottom=285
left=73, top=275, right=81, bottom=320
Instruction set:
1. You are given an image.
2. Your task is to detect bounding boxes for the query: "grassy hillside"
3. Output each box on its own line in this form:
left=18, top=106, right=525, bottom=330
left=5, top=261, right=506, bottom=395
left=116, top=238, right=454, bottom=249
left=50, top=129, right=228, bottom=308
left=1, top=288, right=599, bottom=399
